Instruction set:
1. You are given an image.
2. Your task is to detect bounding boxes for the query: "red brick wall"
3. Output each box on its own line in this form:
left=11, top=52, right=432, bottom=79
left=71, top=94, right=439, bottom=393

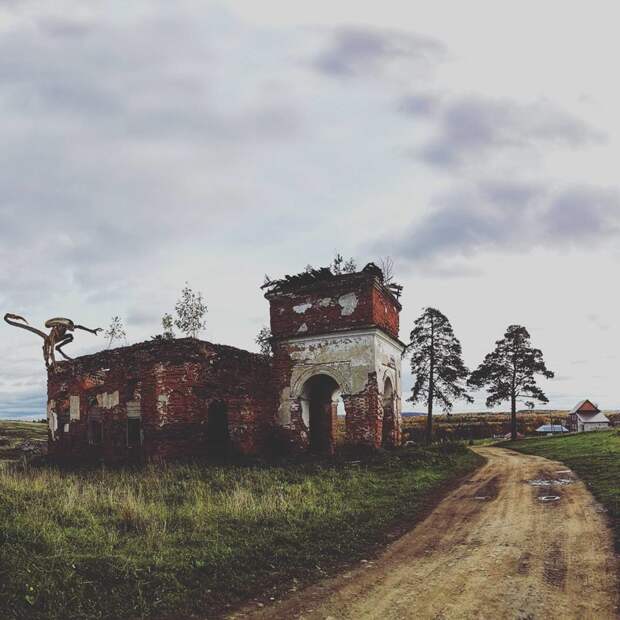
left=47, top=339, right=274, bottom=462
left=267, top=272, right=401, bottom=341
left=371, top=286, right=400, bottom=340
left=343, top=372, right=382, bottom=448
left=267, top=271, right=402, bottom=453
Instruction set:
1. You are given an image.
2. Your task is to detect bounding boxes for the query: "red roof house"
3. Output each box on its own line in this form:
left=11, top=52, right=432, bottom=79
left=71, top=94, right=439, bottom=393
left=567, top=400, right=610, bottom=432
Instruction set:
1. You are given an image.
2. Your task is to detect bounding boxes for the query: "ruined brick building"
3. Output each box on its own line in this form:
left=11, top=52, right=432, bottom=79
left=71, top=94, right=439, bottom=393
left=47, top=264, right=404, bottom=461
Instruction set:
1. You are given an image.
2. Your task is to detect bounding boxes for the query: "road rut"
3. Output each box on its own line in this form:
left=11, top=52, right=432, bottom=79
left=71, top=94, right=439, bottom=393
left=231, top=447, right=618, bottom=620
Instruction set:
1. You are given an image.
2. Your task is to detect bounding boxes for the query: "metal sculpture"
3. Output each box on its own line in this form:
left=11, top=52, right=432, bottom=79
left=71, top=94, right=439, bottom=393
left=3, top=313, right=102, bottom=367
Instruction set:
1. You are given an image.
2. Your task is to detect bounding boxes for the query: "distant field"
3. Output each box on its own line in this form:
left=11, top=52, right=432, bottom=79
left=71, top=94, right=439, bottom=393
left=400, top=411, right=620, bottom=442
left=0, top=421, right=483, bottom=619
left=0, top=421, right=47, bottom=465
left=504, top=431, right=620, bottom=551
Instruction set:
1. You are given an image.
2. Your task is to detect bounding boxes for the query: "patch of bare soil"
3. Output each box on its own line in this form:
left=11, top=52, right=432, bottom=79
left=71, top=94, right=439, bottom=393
left=229, top=447, right=619, bottom=620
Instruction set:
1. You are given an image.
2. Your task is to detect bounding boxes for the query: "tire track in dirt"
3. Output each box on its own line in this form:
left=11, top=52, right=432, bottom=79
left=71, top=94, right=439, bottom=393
left=229, top=447, right=619, bottom=620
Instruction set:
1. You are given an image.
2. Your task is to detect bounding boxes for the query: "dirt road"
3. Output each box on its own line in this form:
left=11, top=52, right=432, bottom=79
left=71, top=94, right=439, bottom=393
left=231, top=447, right=618, bottom=620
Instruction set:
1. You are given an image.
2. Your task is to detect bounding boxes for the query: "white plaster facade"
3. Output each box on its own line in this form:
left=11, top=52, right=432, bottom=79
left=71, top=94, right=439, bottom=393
left=47, top=399, right=57, bottom=438
left=276, top=327, right=404, bottom=429
left=576, top=411, right=610, bottom=432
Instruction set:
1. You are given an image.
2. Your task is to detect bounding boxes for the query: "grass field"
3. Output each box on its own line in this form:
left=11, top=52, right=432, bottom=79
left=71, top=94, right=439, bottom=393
left=0, top=421, right=47, bottom=465
left=504, top=431, right=620, bottom=551
left=0, top=421, right=483, bottom=619
left=400, top=411, right=620, bottom=442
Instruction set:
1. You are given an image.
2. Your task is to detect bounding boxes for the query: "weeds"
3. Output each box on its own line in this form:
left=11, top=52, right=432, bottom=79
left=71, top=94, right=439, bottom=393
left=0, top=423, right=482, bottom=619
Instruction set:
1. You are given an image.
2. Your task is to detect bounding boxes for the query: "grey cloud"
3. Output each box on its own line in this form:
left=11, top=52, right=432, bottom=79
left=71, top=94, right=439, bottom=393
left=385, top=181, right=620, bottom=265
left=586, top=313, right=611, bottom=331
left=126, top=308, right=163, bottom=327
left=543, top=187, right=620, bottom=243
left=398, top=93, right=441, bottom=116
left=402, top=96, right=603, bottom=169
left=38, top=17, right=94, bottom=38
left=0, top=6, right=304, bottom=307
left=314, top=27, right=445, bottom=78
left=0, top=389, right=46, bottom=419
left=478, top=179, right=546, bottom=207
left=0, top=14, right=301, bottom=145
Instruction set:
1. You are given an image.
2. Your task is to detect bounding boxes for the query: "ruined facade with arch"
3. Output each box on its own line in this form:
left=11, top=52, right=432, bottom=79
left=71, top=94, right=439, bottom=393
left=46, top=264, right=404, bottom=461
left=267, top=264, right=404, bottom=454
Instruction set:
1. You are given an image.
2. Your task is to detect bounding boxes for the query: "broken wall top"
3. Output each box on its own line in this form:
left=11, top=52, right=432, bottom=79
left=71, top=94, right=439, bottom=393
left=265, top=267, right=402, bottom=342
left=48, top=337, right=270, bottom=380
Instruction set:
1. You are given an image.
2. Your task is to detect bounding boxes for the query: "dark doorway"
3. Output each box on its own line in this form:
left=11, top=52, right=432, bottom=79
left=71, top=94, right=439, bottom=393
left=302, top=374, right=339, bottom=454
left=206, top=400, right=230, bottom=457
left=127, top=418, right=141, bottom=448
left=89, top=418, right=103, bottom=446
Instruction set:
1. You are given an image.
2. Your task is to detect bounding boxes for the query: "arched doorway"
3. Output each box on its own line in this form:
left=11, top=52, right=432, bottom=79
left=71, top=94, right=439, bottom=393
left=382, top=377, right=395, bottom=448
left=301, top=374, right=340, bottom=453
left=206, top=400, right=230, bottom=457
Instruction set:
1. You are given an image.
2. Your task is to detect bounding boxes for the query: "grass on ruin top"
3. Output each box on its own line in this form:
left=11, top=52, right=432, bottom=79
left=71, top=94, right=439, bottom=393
left=503, top=431, right=620, bottom=551
left=0, top=421, right=483, bottom=619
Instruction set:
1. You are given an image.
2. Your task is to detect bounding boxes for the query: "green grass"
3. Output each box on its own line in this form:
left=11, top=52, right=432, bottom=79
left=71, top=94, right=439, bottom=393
left=0, top=422, right=483, bottom=619
left=0, top=421, right=47, bottom=465
left=504, top=431, right=620, bottom=551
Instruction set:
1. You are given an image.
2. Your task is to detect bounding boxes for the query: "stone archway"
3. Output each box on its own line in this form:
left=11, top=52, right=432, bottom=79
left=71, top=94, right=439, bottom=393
left=300, top=374, right=340, bottom=454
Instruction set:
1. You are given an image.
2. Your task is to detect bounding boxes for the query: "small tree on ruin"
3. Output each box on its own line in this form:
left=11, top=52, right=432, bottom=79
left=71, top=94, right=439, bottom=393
left=380, top=256, right=395, bottom=286
left=468, top=325, right=554, bottom=441
left=255, top=325, right=272, bottom=356
left=174, top=284, right=207, bottom=339
left=331, top=252, right=357, bottom=275
left=161, top=313, right=175, bottom=340
left=407, top=307, right=472, bottom=444
left=104, top=316, right=127, bottom=349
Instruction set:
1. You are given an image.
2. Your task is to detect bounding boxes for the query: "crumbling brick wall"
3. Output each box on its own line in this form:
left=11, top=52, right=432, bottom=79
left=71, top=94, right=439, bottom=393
left=343, top=372, right=382, bottom=447
left=45, top=265, right=403, bottom=462
left=47, top=339, right=274, bottom=462
left=268, top=271, right=401, bottom=341
left=266, top=267, right=404, bottom=453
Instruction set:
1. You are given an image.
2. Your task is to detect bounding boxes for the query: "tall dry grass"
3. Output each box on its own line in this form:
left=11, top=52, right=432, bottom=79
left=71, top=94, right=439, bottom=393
left=0, top=441, right=481, bottom=619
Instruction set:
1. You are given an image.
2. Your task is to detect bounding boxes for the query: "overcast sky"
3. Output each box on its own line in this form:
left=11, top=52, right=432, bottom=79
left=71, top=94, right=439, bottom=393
left=1, top=0, right=619, bottom=418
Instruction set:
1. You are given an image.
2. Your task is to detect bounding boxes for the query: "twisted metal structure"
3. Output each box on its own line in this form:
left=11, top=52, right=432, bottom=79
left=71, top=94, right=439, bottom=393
left=3, top=313, right=102, bottom=367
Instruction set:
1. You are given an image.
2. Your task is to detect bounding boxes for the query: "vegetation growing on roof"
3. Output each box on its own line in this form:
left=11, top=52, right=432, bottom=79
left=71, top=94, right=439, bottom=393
left=262, top=257, right=403, bottom=299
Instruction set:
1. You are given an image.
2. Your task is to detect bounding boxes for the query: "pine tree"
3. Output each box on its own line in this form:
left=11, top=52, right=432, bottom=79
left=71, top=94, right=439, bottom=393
left=407, top=308, right=472, bottom=444
left=468, top=325, right=554, bottom=441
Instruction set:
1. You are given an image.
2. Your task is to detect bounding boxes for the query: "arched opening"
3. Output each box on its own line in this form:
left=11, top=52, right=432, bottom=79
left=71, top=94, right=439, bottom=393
left=382, top=377, right=395, bottom=448
left=301, top=374, right=340, bottom=453
left=334, top=394, right=346, bottom=447
left=206, top=400, right=230, bottom=457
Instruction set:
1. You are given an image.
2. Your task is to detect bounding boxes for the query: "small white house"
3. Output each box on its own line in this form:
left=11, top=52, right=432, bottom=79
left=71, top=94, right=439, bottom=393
left=567, top=400, right=610, bottom=432
left=536, top=424, right=569, bottom=435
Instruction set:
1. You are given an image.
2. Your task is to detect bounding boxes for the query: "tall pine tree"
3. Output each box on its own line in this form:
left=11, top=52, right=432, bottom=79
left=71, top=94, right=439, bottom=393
left=468, top=325, right=554, bottom=441
left=407, top=308, right=472, bottom=444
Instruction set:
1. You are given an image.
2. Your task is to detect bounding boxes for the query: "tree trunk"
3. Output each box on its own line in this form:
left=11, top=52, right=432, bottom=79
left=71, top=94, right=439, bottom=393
left=426, top=317, right=435, bottom=445
left=426, top=388, right=433, bottom=445
left=510, top=351, right=518, bottom=441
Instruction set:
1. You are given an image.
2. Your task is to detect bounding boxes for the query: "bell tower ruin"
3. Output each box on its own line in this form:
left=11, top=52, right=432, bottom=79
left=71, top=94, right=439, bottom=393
left=265, top=263, right=404, bottom=453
